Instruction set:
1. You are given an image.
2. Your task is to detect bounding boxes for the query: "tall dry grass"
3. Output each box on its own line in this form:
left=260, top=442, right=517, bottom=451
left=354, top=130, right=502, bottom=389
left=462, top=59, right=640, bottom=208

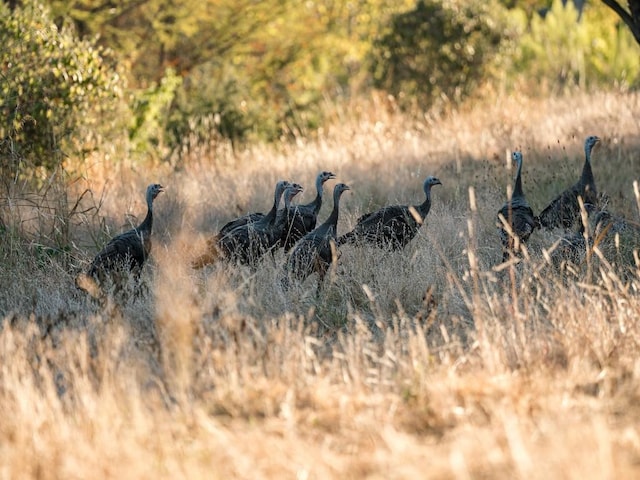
left=1, top=90, right=640, bottom=478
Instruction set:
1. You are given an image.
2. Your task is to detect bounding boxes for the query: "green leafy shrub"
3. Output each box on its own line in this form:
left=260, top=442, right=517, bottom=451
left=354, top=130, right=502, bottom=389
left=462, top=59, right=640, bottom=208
left=513, top=0, right=640, bottom=91
left=369, top=0, right=515, bottom=109
left=0, top=1, right=125, bottom=176
left=129, top=68, right=182, bottom=159
left=162, top=0, right=416, bottom=149
left=167, top=60, right=273, bottom=150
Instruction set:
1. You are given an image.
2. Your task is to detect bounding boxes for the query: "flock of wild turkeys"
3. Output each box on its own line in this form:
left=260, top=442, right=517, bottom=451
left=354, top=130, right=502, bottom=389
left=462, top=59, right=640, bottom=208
left=76, top=135, right=638, bottom=295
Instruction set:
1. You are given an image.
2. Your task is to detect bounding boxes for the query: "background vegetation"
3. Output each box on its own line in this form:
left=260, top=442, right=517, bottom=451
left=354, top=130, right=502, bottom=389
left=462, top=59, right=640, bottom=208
left=2, top=0, right=639, bottom=174
left=1, top=0, right=640, bottom=477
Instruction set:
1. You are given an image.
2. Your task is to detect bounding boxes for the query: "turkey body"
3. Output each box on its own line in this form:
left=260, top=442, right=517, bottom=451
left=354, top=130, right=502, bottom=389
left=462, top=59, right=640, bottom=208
left=279, top=171, right=336, bottom=251
left=538, top=135, right=601, bottom=231
left=76, top=183, right=164, bottom=297
left=498, top=152, right=537, bottom=262
left=192, top=180, right=290, bottom=268
left=88, top=183, right=165, bottom=280
left=282, top=183, right=350, bottom=288
left=338, top=176, right=441, bottom=250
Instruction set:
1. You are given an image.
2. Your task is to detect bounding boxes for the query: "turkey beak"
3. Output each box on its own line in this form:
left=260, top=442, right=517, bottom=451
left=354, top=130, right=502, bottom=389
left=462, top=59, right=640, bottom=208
left=328, top=172, right=337, bottom=179
left=434, top=179, right=442, bottom=186
left=158, top=185, right=166, bottom=193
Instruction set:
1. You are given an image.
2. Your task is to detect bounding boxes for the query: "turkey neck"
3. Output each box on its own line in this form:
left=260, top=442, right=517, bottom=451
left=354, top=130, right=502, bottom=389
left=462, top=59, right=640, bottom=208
left=579, top=142, right=596, bottom=192
left=320, top=188, right=344, bottom=235
left=283, top=189, right=302, bottom=219
left=138, top=189, right=155, bottom=235
left=264, top=182, right=287, bottom=225
left=306, top=174, right=324, bottom=212
left=284, top=190, right=295, bottom=210
left=513, top=156, right=525, bottom=199
left=416, top=185, right=434, bottom=217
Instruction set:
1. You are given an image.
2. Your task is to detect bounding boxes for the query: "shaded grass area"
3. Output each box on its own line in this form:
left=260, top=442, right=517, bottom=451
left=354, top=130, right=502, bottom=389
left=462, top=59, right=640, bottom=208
left=1, top=91, right=640, bottom=478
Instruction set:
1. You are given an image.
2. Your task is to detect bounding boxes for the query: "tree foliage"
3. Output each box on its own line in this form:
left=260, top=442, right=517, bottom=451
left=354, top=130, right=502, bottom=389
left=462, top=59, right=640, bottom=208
left=513, top=0, right=640, bottom=90
left=49, top=0, right=284, bottom=85
left=3, top=0, right=640, bottom=173
left=369, top=0, right=515, bottom=109
left=44, top=0, right=417, bottom=148
left=0, top=1, right=125, bottom=176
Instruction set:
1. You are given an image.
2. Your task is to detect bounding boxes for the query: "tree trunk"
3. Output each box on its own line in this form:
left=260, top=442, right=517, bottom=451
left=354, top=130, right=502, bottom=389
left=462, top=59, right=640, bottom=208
left=601, top=0, right=640, bottom=46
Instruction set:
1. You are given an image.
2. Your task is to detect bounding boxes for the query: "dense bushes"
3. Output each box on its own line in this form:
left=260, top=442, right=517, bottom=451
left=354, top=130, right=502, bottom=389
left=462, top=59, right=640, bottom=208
left=370, top=0, right=515, bottom=109
left=0, top=2, right=125, bottom=177
left=514, top=0, right=640, bottom=91
left=2, top=0, right=639, bottom=173
left=161, top=0, right=415, bottom=148
left=160, top=0, right=638, bottom=149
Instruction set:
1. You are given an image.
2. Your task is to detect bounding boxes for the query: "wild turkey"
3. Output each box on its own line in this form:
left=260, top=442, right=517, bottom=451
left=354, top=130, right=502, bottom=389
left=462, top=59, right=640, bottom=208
left=279, top=171, right=336, bottom=251
left=337, top=176, right=442, bottom=250
left=217, top=212, right=264, bottom=239
left=278, top=183, right=305, bottom=220
left=78, top=183, right=165, bottom=290
left=549, top=208, right=635, bottom=268
left=585, top=209, right=638, bottom=252
left=498, top=151, right=538, bottom=262
left=538, top=135, right=601, bottom=230
left=213, top=184, right=285, bottom=241
left=192, top=180, right=289, bottom=268
left=282, top=183, right=350, bottom=289
left=549, top=204, right=595, bottom=268
left=273, top=182, right=305, bottom=249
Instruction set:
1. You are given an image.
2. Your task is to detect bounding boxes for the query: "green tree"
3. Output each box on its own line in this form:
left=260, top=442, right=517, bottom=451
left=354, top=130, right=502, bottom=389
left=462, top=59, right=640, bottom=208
left=513, top=0, right=640, bottom=90
left=47, top=0, right=291, bottom=85
left=44, top=0, right=418, bottom=150
left=370, top=0, right=514, bottom=109
left=0, top=1, right=125, bottom=176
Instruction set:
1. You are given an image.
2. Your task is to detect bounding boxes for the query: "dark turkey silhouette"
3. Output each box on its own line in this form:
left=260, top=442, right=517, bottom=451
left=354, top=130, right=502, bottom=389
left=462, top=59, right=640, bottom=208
left=498, top=151, right=538, bottom=262
left=213, top=182, right=292, bottom=241
left=279, top=171, right=336, bottom=251
left=549, top=207, right=634, bottom=268
left=77, top=183, right=165, bottom=294
left=206, top=180, right=301, bottom=249
left=192, top=180, right=289, bottom=268
left=549, top=208, right=594, bottom=268
left=338, top=176, right=441, bottom=250
left=273, top=182, right=305, bottom=250
left=217, top=211, right=265, bottom=239
left=538, top=135, right=601, bottom=230
left=282, top=183, right=350, bottom=289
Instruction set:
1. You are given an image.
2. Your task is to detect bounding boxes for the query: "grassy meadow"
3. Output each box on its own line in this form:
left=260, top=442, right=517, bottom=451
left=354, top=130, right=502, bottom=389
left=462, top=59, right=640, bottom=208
left=2, top=89, right=640, bottom=478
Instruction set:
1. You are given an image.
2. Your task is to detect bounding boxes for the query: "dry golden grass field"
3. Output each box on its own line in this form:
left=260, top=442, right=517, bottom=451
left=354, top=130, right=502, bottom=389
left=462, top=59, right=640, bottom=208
left=2, top=90, right=640, bottom=479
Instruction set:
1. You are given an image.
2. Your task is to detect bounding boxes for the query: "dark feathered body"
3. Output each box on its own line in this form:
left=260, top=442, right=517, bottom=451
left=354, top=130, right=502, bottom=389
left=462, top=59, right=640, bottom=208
left=550, top=230, right=587, bottom=267
left=338, top=176, right=441, bottom=250
left=498, top=202, right=537, bottom=259
left=217, top=212, right=265, bottom=238
left=538, top=135, right=600, bottom=230
left=87, top=183, right=164, bottom=281
left=192, top=180, right=289, bottom=268
left=279, top=171, right=336, bottom=251
left=498, top=152, right=537, bottom=262
left=550, top=208, right=636, bottom=268
left=88, top=229, right=151, bottom=278
left=283, top=183, right=350, bottom=288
